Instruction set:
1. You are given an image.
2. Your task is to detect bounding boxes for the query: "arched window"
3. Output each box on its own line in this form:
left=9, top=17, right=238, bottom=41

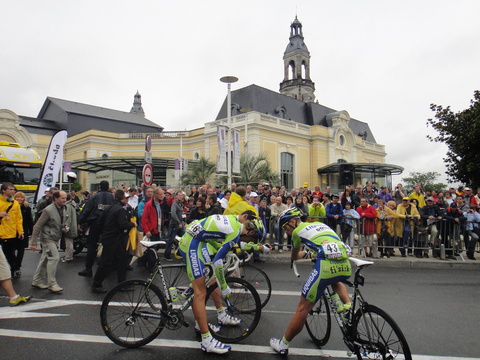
left=281, top=152, right=294, bottom=189
left=289, top=61, right=295, bottom=80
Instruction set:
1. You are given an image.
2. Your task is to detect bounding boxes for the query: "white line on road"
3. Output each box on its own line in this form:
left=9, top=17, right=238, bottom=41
left=0, top=328, right=478, bottom=360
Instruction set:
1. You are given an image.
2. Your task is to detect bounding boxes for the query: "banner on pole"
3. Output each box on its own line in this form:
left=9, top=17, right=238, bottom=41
left=35, top=130, right=68, bottom=203
left=232, top=129, right=240, bottom=174
left=216, top=126, right=227, bottom=172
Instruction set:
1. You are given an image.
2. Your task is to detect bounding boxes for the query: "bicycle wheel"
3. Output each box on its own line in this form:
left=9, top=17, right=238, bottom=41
left=100, top=280, right=167, bottom=348
left=305, top=293, right=331, bottom=347
left=205, top=277, right=262, bottom=343
left=239, top=264, right=272, bottom=308
left=351, top=304, right=412, bottom=360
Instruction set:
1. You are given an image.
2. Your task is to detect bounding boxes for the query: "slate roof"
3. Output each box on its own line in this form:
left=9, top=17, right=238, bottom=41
left=215, top=84, right=377, bottom=143
left=38, top=97, right=163, bottom=131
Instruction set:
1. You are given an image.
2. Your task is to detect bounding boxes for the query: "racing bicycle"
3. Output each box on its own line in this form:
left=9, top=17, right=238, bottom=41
left=293, top=257, right=412, bottom=360
left=100, top=240, right=262, bottom=348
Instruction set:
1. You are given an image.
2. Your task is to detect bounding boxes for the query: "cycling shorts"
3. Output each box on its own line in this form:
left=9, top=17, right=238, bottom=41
left=178, top=234, right=217, bottom=281
left=301, top=258, right=352, bottom=303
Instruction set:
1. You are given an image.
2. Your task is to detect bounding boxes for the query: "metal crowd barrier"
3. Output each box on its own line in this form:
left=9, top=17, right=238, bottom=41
left=263, top=214, right=480, bottom=260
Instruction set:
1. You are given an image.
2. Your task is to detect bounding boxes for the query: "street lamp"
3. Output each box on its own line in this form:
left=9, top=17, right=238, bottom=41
left=220, top=76, right=238, bottom=188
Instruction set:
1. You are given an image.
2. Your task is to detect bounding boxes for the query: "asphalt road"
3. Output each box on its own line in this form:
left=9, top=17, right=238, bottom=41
left=1, top=249, right=479, bottom=360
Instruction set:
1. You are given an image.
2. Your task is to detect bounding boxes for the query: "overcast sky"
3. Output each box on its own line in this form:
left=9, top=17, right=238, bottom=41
left=2, top=1, right=479, bottom=187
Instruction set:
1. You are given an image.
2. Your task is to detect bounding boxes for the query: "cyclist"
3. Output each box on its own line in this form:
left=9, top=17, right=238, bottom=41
left=270, top=208, right=352, bottom=355
left=178, top=210, right=270, bottom=354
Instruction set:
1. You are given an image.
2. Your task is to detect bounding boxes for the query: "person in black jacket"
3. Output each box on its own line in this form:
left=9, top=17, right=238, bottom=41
left=12, top=192, right=33, bottom=277
left=205, top=194, right=223, bottom=217
left=77, top=181, right=114, bottom=277
left=91, top=190, right=136, bottom=293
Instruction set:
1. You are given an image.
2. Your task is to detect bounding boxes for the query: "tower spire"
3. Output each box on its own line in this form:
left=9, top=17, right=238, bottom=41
left=130, top=90, right=145, bottom=117
left=279, top=17, right=315, bottom=102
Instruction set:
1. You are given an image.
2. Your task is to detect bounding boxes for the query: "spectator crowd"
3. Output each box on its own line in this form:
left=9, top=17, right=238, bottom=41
left=1, top=179, right=479, bottom=303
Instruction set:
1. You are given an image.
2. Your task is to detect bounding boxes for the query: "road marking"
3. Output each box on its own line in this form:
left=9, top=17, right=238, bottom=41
left=0, top=328, right=478, bottom=359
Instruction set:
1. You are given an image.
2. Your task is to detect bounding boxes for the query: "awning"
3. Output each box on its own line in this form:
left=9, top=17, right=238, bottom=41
left=71, top=157, right=174, bottom=175
left=317, top=162, right=404, bottom=176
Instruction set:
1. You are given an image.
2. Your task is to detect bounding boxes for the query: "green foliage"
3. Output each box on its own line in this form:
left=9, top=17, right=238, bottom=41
left=61, top=180, right=82, bottom=192
left=180, top=157, right=216, bottom=187
left=401, top=171, right=447, bottom=193
left=427, top=90, right=480, bottom=189
left=217, top=152, right=280, bottom=188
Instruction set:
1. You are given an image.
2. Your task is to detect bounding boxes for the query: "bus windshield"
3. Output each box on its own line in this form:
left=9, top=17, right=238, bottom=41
left=0, top=165, right=41, bottom=185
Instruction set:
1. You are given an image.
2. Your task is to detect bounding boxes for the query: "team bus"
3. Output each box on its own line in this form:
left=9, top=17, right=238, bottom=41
left=0, top=141, right=42, bottom=194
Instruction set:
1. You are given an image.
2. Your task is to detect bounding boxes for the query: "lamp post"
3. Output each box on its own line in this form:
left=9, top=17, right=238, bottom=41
left=220, top=76, right=238, bottom=188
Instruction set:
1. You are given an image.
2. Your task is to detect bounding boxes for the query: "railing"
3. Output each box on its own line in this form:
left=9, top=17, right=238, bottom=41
left=261, top=216, right=480, bottom=261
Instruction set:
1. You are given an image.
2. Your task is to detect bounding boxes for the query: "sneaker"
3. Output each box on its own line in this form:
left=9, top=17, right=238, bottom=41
left=201, top=338, right=232, bottom=354
left=270, top=337, right=289, bottom=355
left=278, top=249, right=283, bottom=254
left=31, top=282, right=48, bottom=289
left=91, top=286, right=107, bottom=293
left=218, top=311, right=242, bottom=326
left=10, top=295, right=32, bottom=307
left=78, top=269, right=93, bottom=277
left=49, top=284, right=63, bottom=293
left=15, top=270, right=21, bottom=277
left=194, top=323, right=221, bottom=335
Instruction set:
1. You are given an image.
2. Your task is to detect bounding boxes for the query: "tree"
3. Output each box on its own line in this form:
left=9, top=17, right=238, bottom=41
left=218, top=152, right=280, bottom=187
left=401, top=171, right=447, bottom=194
left=180, top=157, right=216, bottom=187
left=427, top=90, right=480, bottom=189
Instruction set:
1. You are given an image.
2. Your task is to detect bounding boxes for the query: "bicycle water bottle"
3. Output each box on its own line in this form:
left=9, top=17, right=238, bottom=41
left=169, top=287, right=179, bottom=302
left=181, top=285, right=193, bottom=299
left=331, top=293, right=344, bottom=313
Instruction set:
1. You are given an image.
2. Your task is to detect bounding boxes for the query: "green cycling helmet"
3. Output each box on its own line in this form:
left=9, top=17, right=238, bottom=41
left=278, top=208, right=304, bottom=229
left=245, top=218, right=264, bottom=240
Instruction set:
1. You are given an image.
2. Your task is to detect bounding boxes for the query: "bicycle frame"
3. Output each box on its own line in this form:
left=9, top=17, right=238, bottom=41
left=292, top=257, right=373, bottom=346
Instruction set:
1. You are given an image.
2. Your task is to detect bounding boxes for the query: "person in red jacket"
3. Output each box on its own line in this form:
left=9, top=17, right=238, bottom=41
left=141, top=188, right=166, bottom=242
left=356, top=198, right=377, bottom=257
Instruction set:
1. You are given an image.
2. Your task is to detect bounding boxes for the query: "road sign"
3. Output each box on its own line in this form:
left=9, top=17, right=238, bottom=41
left=142, top=163, right=153, bottom=186
left=145, top=136, right=152, bottom=152
left=145, top=151, right=152, bottom=164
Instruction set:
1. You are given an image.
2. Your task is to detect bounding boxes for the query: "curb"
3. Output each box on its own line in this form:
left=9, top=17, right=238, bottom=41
left=261, top=253, right=480, bottom=269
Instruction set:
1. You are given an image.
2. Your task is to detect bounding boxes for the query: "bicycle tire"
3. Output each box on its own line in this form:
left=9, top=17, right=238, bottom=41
left=73, top=239, right=84, bottom=255
left=305, top=293, right=331, bottom=347
left=205, top=277, right=262, bottom=343
left=239, top=264, right=272, bottom=308
left=100, top=279, right=167, bottom=348
left=351, top=304, right=412, bottom=360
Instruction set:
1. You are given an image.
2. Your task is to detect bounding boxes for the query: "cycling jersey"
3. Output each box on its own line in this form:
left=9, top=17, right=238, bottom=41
left=292, top=222, right=352, bottom=303
left=179, top=215, right=244, bottom=287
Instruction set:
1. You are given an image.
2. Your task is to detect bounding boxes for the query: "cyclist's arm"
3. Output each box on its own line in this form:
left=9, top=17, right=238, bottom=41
left=211, top=238, right=236, bottom=292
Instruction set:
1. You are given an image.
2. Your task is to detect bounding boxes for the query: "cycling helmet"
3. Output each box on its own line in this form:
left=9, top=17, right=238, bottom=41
left=246, top=218, right=264, bottom=240
left=278, top=208, right=303, bottom=229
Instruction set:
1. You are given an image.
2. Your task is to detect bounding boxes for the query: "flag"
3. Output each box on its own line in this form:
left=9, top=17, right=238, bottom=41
left=217, top=126, right=227, bottom=172
left=232, top=129, right=240, bottom=174
left=35, top=130, right=68, bottom=203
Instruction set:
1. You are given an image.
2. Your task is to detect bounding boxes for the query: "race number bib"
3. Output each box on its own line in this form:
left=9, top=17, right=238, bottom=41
left=322, top=242, right=342, bottom=259
left=186, top=222, right=204, bottom=237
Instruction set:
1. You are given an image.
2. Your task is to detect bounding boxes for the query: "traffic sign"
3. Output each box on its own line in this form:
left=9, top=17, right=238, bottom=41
left=145, top=136, right=152, bottom=152
left=142, top=163, right=153, bottom=186
left=145, top=151, right=152, bottom=164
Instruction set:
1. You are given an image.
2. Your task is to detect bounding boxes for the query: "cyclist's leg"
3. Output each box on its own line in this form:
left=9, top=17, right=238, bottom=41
left=331, top=282, right=350, bottom=305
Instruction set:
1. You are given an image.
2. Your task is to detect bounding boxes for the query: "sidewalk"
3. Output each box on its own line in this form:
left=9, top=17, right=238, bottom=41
left=261, top=249, right=480, bottom=269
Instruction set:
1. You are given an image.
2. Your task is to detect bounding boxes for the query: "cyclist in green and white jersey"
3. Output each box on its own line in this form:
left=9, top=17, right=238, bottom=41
left=270, top=208, right=352, bottom=355
left=178, top=210, right=270, bottom=354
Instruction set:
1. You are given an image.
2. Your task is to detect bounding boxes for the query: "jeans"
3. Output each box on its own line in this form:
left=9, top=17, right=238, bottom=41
left=165, top=224, right=185, bottom=259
